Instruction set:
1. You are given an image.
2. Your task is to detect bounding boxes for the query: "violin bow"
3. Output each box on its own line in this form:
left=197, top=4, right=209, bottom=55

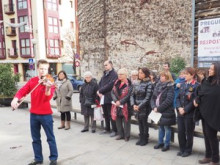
left=13, top=77, right=46, bottom=110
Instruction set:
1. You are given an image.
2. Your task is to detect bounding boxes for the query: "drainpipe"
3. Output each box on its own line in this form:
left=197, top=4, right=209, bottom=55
left=191, top=0, right=195, bottom=67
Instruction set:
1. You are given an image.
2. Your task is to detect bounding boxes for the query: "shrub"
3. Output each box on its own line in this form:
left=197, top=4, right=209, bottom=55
left=170, top=57, right=186, bottom=76
left=0, top=64, right=19, bottom=98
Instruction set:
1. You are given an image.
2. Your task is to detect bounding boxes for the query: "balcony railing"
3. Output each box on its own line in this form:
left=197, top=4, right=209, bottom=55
left=6, top=27, right=16, bottom=36
left=4, top=4, right=15, bottom=15
left=8, top=48, right=18, bottom=58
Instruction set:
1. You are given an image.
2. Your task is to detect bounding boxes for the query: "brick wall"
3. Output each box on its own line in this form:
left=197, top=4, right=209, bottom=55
left=78, top=0, right=192, bottom=78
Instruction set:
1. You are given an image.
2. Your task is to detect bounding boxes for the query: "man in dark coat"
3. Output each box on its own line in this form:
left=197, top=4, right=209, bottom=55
left=163, top=62, right=176, bottom=81
left=97, top=60, right=118, bottom=137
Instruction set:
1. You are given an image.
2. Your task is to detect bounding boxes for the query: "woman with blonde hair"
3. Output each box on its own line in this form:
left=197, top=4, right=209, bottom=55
left=150, top=71, right=176, bottom=151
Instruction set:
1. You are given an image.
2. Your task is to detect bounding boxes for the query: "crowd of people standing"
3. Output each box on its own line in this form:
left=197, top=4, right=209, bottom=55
left=78, top=60, right=220, bottom=165
left=11, top=59, right=220, bottom=165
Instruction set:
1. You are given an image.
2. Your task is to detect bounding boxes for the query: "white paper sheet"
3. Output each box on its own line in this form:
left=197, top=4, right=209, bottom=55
left=111, top=101, right=123, bottom=108
left=148, top=110, right=162, bottom=124
left=100, top=96, right=104, bottom=105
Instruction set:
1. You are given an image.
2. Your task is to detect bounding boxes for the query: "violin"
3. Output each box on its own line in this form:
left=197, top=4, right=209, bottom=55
left=12, top=74, right=54, bottom=111
left=40, top=74, right=55, bottom=86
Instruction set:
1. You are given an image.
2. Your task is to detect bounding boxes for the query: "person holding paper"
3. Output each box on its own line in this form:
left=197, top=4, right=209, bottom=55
left=176, top=67, right=199, bottom=157
left=80, top=71, right=99, bottom=133
left=150, top=71, right=175, bottom=152
left=130, top=67, right=153, bottom=146
left=97, top=60, right=118, bottom=137
left=111, top=68, right=133, bottom=141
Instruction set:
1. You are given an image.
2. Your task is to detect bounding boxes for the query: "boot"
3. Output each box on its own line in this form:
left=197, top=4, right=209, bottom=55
left=58, top=120, right=65, bottom=129
left=65, top=121, right=71, bottom=130
left=136, top=134, right=142, bottom=145
left=140, top=134, right=148, bottom=146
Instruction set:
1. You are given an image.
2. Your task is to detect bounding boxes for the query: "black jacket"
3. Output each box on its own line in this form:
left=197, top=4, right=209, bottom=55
left=99, top=69, right=118, bottom=104
left=176, top=81, right=199, bottom=118
left=80, top=79, right=99, bottom=116
left=111, top=79, right=133, bottom=116
left=151, top=82, right=176, bottom=126
left=130, top=78, right=153, bottom=116
left=199, top=78, right=220, bottom=131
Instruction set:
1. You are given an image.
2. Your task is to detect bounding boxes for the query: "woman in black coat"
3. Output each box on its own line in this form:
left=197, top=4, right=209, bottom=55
left=151, top=71, right=175, bottom=152
left=176, top=67, right=199, bottom=157
left=80, top=71, right=99, bottom=133
left=130, top=67, right=153, bottom=146
left=195, top=62, right=220, bottom=165
left=111, top=68, right=133, bottom=141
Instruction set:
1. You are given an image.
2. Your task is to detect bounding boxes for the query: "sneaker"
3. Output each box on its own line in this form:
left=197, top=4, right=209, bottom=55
left=49, top=160, right=57, bottom=165
left=110, top=131, right=117, bottom=137
left=92, top=130, right=96, bottom=133
left=28, top=160, right=43, bottom=165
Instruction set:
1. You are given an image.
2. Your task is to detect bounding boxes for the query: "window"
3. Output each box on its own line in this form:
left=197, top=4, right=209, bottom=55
left=0, top=41, right=5, bottom=57
left=18, top=0, right=27, bottom=10
left=19, top=16, right=28, bottom=32
left=20, top=39, right=30, bottom=55
left=47, top=0, right=57, bottom=11
left=49, top=39, right=59, bottom=55
left=48, top=17, right=58, bottom=33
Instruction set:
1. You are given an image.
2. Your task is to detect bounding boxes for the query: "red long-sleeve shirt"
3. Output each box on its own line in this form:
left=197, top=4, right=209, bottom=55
left=15, top=77, right=55, bottom=115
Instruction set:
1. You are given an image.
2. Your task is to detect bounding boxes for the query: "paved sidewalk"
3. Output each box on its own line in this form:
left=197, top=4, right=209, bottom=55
left=0, top=106, right=207, bottom=165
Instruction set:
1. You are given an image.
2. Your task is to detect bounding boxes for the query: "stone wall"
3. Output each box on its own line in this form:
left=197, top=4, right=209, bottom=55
left=78, top=0, right=192, bottom=78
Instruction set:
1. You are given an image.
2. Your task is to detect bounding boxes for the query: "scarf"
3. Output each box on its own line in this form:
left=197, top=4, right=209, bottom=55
left=55, top=79, right=66, bottom=89
left=111, top=79, right=129, bottom=121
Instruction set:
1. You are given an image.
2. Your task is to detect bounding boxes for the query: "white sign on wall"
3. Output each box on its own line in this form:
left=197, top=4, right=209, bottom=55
left=198, top=18, right=220, bottom=67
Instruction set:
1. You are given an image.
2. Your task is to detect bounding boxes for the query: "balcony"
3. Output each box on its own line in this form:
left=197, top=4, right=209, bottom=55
left=6, top=27, right=16, bottom=36
left=8, top=48, right=18, bottom=58
left=4, top=4, right=15, bottom=15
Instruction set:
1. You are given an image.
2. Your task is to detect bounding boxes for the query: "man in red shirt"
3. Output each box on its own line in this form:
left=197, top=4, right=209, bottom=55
left=11, top=59, right=58, bottom=165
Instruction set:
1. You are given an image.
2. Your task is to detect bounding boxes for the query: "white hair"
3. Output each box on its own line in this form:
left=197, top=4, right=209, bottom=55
left=83, top=71, right=93, bottom=78
left=130, top=70, right=138, bottom=76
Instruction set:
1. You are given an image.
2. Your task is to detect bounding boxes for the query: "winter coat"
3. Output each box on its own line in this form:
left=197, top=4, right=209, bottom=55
left=198, top=77, right=220, bottom=131
left=54, top=79, right=73, bottom=112
left=98, top=69, right=118, bottom=104
left=111, top=79, right=133, bottom=117
left=130, top=78, right=153, bottom=117
left=150, top=81, right=176, bottom=126
left=80, top=79, right=99, bottom=116
left=176, top=80, right=199, bottom=118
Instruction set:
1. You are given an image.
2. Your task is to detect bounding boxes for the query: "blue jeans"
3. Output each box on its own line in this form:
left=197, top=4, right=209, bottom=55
left=158, top=125, right=171, bottom=147
left=30, top=114, right=58, bottom=162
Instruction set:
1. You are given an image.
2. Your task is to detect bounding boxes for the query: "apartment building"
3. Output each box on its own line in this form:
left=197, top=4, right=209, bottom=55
left=0, top=0, right=77, bottom=81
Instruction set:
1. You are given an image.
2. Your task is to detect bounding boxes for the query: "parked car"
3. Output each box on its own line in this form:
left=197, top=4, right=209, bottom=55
left=53, top=75, right=84, bottom=91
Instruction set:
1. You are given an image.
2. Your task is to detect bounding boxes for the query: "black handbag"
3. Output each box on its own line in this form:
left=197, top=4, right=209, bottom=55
left=84, top=97, right=94, bottom=107
left=193, top=107, right=201, bottom=122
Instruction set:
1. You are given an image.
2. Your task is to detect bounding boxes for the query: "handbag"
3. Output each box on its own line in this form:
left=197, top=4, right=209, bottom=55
left=84, top=96, right=94, bottom=107
left=193, top=107, right=201, bottom=122
left=94, top=106, right=104, bottom=121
